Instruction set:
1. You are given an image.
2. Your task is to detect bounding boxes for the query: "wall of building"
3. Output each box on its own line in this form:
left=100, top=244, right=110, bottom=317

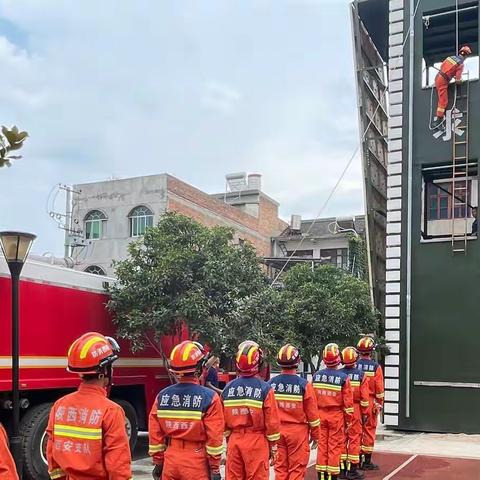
left=166, top=175, right=287, bottom=257
left=387, top=0, right=480, bottom=433
left=72, top=175, right=168, bottom=275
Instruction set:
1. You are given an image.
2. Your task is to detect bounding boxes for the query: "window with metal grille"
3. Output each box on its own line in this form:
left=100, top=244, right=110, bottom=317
left=320, top=248, right=349, bottom=270
left=129, top=206, right=154, bottom=237
left=84, top=210, right=107, bottom=240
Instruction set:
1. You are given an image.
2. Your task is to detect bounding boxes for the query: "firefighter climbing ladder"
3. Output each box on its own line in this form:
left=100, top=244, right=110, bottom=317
left=451, top=72, right=470, bottom=255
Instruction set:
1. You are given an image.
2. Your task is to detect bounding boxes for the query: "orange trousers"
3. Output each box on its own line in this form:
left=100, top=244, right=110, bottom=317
left=274, top=423, right=310, bottom=480
left=226, top=431, right=269, bottom=480
left=361, top=401, right=378, bottom=456
left=316, top=409, right=344, bottom=477
left=435, top=75, right=449, bottom=118
left=162, top=440, right=210, bottom=480
left=345, top=404, right=362, bottom=465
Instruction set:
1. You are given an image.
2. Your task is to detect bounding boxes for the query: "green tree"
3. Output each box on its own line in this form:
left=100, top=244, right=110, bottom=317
left=279, top=263, right=378, bottom=373
left=108, top=212, right=269, bottom=353
left=0, top=126, right=28, bottom=168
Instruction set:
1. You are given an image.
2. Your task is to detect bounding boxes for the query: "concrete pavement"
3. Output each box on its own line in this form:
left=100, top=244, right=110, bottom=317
left=131, top=426, right=480, bottom=479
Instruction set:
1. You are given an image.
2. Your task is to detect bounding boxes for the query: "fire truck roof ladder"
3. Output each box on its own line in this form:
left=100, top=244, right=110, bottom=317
left=451, top=71, right=470, bottom=255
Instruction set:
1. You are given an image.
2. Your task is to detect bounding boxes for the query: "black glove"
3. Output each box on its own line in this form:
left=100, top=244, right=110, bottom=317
left=152, top=464, right=163, bottom=480
left=211, top=473, right=222, bottom=480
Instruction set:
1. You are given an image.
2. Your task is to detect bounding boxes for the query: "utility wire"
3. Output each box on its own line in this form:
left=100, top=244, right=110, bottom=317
left=270, top=0, right=422, bottom=286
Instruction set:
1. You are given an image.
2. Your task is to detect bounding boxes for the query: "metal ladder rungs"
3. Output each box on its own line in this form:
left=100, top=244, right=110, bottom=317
left=455, top=141, right=467, bottom=145
left=454, top=156, right=467, bottom=160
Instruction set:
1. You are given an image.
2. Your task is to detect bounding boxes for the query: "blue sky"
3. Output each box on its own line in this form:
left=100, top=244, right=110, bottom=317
left=0, top=0, right=362, bottom=256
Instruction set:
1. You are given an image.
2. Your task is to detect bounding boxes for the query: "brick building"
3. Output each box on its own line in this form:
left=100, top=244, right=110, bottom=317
left=68, top=173, right=287, bottom=276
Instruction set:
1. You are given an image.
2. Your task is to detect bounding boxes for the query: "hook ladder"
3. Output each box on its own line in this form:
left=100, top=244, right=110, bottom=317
left=451, top=73, right=470, bottom=254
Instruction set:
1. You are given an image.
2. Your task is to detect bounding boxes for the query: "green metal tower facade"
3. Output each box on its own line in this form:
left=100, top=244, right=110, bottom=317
left=353, top=0, right=480, bottom=433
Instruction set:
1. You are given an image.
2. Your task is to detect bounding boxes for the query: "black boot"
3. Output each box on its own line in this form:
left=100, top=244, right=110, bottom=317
left=361, top=453, right=379, bottom=471
left=347, top=463, right=365, bottom=479
left=432, top=116, right=446, bottom=131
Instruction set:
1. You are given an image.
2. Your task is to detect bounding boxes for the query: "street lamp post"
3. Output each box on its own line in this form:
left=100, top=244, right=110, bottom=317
left=0, top=231, right=36, bottom=479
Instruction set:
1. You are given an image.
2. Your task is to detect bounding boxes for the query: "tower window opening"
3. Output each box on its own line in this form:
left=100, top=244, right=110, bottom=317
left=422, top=3, right=479, bottom=88
left=421, top=163, right=478, bottom=241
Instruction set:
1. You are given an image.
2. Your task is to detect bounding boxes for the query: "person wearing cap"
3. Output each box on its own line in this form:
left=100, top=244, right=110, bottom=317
left=340, top=347, right=370, bottom=480
left=356, top=336, right=384, bottom=471
left=433, top=45, right=472, bottom=130
left=148, top=340, right=224, bottom=480
left=222, top=340, right=280, bottom=480
left=0, top=422, right=19, bottom=480
left=46, top=332, right=132, bottom=480
left=268, top=344, right=320, bottom=480
left=312, top=343, right=353, bottom=480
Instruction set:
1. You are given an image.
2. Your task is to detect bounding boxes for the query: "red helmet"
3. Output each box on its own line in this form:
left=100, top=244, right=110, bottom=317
left=67, top=332, right=120, bottom=375
left=277, top=344, right=300, bottom=368
left=460, top=45, right=472, bottom=56
left=169, top=341, right=206, bottom=375
left=357, top=336, right=375, bottom=354
left=323, top=343, right=341, bottom=368
left=236, top=341, right=263, bottom=377
left=342, top=346, right=359, bottom=367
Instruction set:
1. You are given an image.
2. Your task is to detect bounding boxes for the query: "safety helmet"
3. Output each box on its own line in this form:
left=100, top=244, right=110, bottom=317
left=460, top=45, right=472, bottom=56
left=238, top=340, right=259, bottom=351
left=342, top=346, right=359, bottom=367
left=323, top=343, right=341, bottom=368
left=277, top=344, right=301, bottom=368
left=67, top=332, right=120, bottom=375
left=357, top=336, right=376, bottom=354
left=236, top=340, right=263, bottom=377
left=169, top=340, right=206, bottom=375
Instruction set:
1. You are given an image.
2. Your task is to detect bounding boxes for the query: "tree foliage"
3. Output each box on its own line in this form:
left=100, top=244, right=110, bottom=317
left=107, top=213, right=268, bottom=352
left=109, top=213, right=380, bottom=367
left=0, top=126, right=28, bottom=168
left=278, top=263, right=378, bottom=372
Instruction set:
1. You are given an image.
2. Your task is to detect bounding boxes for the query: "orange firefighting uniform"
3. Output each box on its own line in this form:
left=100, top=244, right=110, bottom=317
left=357, top=357, right=384, bottom=457
left=0, top=423, right=19, bottom=480
left=312, top=368, right=353, bottom=478
left=435, top=55, right=465, bottom=118
left=222, top=376, right=281, bottom=480
left=148, top=377, right=224, bottom=480
left=268, top=371, right=320, bottom=480
left=46, top=383, right=132, bottom=480
left=341, top=367, right=369, bottom=467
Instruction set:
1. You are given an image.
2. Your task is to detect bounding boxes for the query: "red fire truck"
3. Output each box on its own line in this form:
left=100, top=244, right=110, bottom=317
left=0, top=258, right=176, bottom=480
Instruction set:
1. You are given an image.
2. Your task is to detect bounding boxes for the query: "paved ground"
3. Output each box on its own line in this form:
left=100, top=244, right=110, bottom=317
left=131, top=427, right=480, bottom=479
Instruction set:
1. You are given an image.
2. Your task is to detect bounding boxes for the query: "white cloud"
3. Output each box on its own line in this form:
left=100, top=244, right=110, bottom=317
left=0, top=0, right=363, bottom=255
left=201, top=81, right=242, bottom=114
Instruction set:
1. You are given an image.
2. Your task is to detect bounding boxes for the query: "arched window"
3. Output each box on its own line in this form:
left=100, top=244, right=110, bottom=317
left=84, top=265, right=106, bottom=276
left=129, top=205, right=153, bottom=237
left=85, top=210, right=107, bottom=240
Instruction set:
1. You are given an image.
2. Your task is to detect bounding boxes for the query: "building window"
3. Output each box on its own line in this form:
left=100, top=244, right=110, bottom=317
left=427, top=181, right=471, bottom=220
left=85, top=210, right=107, bottom=240
left=421, top=164, right=478, bottom=240
left=129, top=205, right=154, bottom=237
left=84, top=265, right=106, bottom=276
left=422, top=3, right=479, bottom=87
left=320, top=249, right=349, bottom=270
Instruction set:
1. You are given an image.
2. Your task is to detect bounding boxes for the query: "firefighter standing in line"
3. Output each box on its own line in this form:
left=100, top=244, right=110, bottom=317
left=356, top=336, right=384, bottom=471
left=0, top=422, right=19, bottom=480
left=340, top=347, right=370, bottom=480
left=268, top=344, right=320, bottom=480
left=433, top=45, right=472, bottom=130
left=148, top=340, right=224, bottom=480
left=46, top=332, right=132, bottom=480
left=312, top=343, right=354, bottom=480
left=222, top=341, right=280, bottom=480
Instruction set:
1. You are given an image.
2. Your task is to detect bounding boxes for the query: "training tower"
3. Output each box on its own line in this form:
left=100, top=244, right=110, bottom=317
left=352, top=0, right=480, bottom=433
